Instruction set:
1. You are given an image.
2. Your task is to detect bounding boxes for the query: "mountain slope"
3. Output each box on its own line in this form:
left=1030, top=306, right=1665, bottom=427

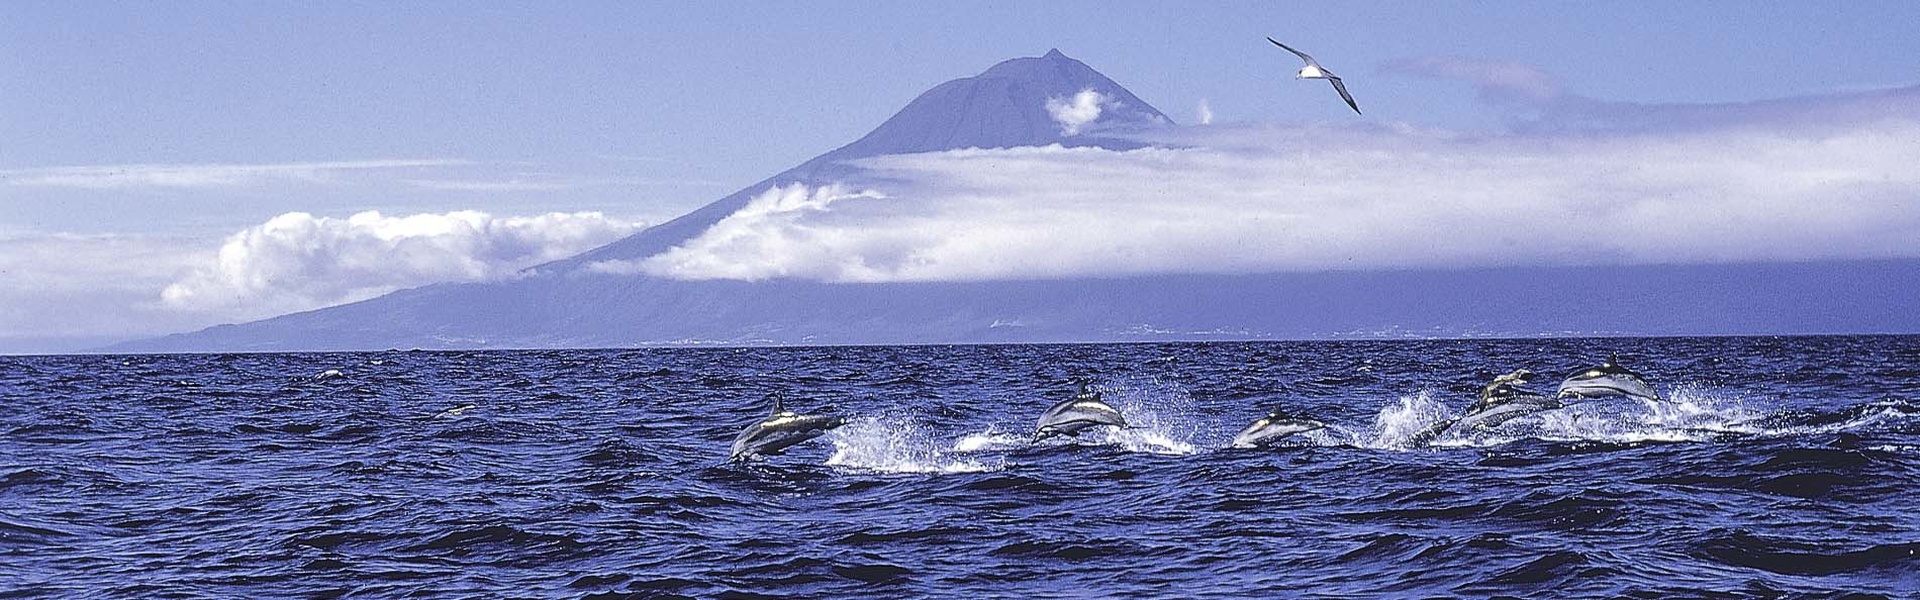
left=118, top=260, right=1920, bottom=352
left=545, top=48, right=1167, bottom=273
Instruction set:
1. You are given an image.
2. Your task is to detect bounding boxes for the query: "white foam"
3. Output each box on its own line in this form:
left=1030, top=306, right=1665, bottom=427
left=1364, top=384, right=1826, bottom=449
left=953, top=428, right=1027, bottom=453
left=1362, top=390, right=1454, bottom=449
left=1096, top=377, right=1205, bottom=455
left=825, top=414, right=1002, bottom=474
left=1341, top=386, right=1783, bottom=450
left=1097, top=427, right=1197, bottom=455
left=951, top=377, right=1210, bottom=455
left=1521, top=386, right=1763, bottom=444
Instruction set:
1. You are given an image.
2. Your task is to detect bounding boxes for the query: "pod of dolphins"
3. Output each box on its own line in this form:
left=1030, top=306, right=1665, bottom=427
left=727, top=355, right=1662, bottom=461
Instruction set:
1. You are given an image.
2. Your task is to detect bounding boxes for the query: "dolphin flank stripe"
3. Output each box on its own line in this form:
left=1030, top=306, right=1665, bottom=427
left=1555, top=355, right=1660, bottom=401
left=1034, top=382, right=1131, bottom=441
left=1231, top=411, right=1326, bottom=448
left=730, top=394, right=846, bottom=460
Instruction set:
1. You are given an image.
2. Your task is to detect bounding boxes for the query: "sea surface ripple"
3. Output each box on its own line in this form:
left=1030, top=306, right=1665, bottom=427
left=3, top=336, right=1918, bottom=598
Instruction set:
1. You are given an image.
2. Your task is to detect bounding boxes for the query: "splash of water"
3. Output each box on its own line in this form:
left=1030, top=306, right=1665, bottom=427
left=1093, top=376, right=1202, bottom=455
left=1358, top=390, right=1453, bottom=449
left=953, top=427, right=1027, bottom=453
left=825, top=413, right=1002, bottom=474
left=1350, top=384, right=1801, bottom=449
left=968, top=376, right=1206, bottom=455
left=1095, top=427, right=1197, bottom=455
left=1526, top=385, right=1766, bottom=443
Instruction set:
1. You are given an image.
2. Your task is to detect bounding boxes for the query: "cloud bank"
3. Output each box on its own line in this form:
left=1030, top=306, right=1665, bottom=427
left=624, top=86, right=1920, bottom=283
left=0, top=234, right=210, bottom=342
left=1, top=210, right=646, bottom=348
left=598, top=184, right=889, bottom=280
left=163, top=210, right=645, bottom=318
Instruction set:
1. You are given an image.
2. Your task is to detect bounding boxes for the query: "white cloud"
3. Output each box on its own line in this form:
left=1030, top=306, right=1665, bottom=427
left=595, top=184, right=888, bottom=280
left=629, top=93, right=1920, bottom=283
left=1196, top=99, right=1214, bottom=125
left=1045, top=89, right=1113, bottom=135
left=0, top=210, right=648, bottom=349
left=0, top=159, right=467, bottom=189
left=162, top=210, right=646, bottom=318
left=0, top=233, right=211, bottom=341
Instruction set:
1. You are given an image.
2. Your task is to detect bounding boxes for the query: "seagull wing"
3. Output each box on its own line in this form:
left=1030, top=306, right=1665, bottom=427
left=1328, top=76, right=1362, bottom=115
left=1266, top=37, right=1319, bottom=67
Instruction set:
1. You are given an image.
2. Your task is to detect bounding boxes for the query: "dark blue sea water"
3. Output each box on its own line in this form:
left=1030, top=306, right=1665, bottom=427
left=4, top=336, right=1918, bottom=599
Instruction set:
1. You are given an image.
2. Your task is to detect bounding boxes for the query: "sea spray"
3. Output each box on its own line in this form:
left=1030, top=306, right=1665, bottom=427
left=825, top=412, right=1001, bottom=474
left=1528, top=385, right=1765, bottom=444
left=1094, top=375, right=1203, bottom=455
left=953, top=426, right=1026, bottom=453
left=1365, top=390, right=1454, bottom=449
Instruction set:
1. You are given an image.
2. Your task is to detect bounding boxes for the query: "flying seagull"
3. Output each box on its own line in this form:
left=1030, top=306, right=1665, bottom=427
left=1267, top=37, right=1361, bottom=115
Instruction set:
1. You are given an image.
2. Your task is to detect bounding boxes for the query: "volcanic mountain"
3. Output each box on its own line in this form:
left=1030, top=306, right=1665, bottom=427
left=113, top=50, right=1920, bottom=352
left=547, top=48, right=1169, bottom=273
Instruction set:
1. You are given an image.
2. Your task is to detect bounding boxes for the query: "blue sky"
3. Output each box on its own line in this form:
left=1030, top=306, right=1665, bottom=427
left=3, top=1, right=1918, bottom=349
left=8, top=1, right=1916, bottom=228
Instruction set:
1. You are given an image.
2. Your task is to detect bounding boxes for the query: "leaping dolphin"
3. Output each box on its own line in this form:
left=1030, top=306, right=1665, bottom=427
left=1407, top=369, right=1560, bottom=446
left=1033, top=381, right=1130, bottom=442
left=729, top=393, right=846, bottom=461
left=1556, top=354, right=1660, bottom=401
left=1267, top=37, right=1362, bottom=115
left=1231, top=409, right=1326, bottom=448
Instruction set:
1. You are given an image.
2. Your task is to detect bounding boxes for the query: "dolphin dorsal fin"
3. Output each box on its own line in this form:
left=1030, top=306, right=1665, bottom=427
left=1076, top=380, right=1102, bottom=402
left=769, top=393, right=786, bottom=415
left=1606, top=353, right=1620, bottom=367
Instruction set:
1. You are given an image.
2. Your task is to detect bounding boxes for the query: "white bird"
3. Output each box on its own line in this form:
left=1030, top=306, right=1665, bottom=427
left=1267, top=37, right=1361, bottom=115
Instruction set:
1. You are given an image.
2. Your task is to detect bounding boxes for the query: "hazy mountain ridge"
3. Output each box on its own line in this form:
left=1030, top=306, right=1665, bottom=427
left=115, top=260, right=1920, bottom=352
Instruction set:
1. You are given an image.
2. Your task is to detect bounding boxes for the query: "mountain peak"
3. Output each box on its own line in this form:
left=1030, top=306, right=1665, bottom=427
left=548, top=50, right=1170, bottom=270
left=834, top=49, right=1171, bottom=159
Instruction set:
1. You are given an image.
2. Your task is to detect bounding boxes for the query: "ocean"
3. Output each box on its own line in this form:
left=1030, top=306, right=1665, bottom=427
left=3, top=336, right=1917, bottom=598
